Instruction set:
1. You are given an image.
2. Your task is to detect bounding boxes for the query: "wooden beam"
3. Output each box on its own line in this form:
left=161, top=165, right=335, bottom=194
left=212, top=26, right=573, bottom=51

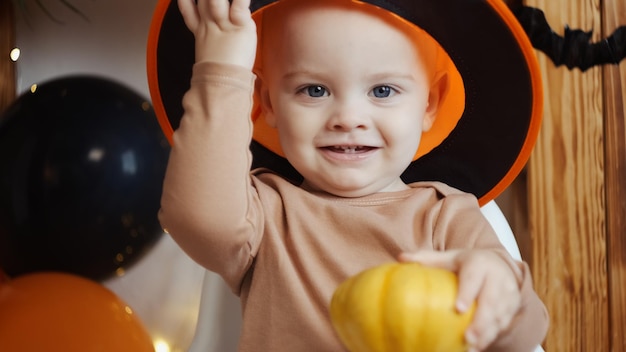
left=0, top=0, right=16, bottom=112
left=525, top=0, right=609, bottom=350
left=602, top=0, right=626, bottom=350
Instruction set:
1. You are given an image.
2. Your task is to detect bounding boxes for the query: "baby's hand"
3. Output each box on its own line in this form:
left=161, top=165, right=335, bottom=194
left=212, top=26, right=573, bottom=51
left=178, top=0, right=257, bottom=69
left=400, top=250, right=522, bottom=351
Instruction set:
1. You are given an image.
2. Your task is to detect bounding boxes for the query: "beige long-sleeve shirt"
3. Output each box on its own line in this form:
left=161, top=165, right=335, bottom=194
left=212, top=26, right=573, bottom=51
left=159, top=62, right=549, bottom=351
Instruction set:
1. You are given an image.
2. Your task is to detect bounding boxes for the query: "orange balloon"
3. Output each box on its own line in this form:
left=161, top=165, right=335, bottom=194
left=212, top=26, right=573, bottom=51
left=0, top=272, right=155, bottom=352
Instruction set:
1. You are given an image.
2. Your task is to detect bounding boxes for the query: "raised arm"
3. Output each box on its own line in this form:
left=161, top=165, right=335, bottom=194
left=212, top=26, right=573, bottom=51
left=158, top=0, right=260, bottom=289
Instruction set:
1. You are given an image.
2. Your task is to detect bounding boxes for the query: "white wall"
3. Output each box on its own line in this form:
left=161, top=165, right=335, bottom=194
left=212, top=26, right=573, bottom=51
left=15, top=0, right=153, bottom=96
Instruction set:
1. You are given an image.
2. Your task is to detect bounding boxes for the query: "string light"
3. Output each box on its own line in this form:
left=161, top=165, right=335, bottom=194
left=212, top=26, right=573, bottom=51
left=10, top=48, right=20, bottom=62
left=153, top=339, right=172, bottom=352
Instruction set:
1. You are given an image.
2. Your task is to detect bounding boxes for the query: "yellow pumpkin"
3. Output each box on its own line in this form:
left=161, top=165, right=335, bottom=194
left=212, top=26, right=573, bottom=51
left=330, top=262, right=475, bottom=352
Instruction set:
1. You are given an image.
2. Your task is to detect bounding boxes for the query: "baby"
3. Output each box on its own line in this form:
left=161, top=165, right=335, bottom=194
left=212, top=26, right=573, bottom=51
left=160, top=0, right=549, bottom=351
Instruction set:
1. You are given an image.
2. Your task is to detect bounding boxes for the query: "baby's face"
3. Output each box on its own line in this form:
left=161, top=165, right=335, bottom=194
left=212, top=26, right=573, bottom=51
left=258, top=2, right=436, bottom=197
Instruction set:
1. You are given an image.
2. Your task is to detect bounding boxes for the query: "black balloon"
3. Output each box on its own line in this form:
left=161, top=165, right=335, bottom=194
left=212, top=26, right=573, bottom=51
left=0, top=76, right=169, bottom=280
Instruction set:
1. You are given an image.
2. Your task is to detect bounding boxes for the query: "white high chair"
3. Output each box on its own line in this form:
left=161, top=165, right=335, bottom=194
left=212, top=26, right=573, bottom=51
left=188, top=200, right=545, bottom=352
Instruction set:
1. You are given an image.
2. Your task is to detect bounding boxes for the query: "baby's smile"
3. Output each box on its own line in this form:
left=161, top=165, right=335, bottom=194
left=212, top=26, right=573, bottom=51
left=325, top=145, right=377, bottom=154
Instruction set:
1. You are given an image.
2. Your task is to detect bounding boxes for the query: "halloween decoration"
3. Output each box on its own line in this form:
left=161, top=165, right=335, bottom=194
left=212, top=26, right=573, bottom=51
left=0, top=76, right=168, bottom=280
left=330, top=263, right=475, bottom=352
left=512, top=5, right=626, bottom=71
left=0, top=272, right=155, bottom=351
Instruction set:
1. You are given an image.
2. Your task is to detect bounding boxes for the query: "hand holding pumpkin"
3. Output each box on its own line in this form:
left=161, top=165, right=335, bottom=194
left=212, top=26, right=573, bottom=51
left=400, top=249, right=523, bottom=351
left=330, top=262, right=476, bottom=352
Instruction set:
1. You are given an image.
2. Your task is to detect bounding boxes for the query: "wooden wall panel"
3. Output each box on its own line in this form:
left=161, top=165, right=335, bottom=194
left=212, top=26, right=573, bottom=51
left=525, top=0, right=609, bottom=350
left=0, top=0, right=16, bottom=112
left=603, top=0, right=626, bottom=350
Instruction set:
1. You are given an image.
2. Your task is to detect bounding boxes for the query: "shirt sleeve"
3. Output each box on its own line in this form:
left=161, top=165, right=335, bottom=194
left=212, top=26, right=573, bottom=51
left=158, top=62, right=264, bottom=293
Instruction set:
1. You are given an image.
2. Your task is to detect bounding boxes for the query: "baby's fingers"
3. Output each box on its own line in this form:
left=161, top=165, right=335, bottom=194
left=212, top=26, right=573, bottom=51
left=199, top=0, right=230, bottom=24
left=455, top=265, right=484, bottom=314
left=229, top=0, right=252, bottom=25
left=464, top=280, right=521, bottom=351
left=198, top=0, right=251, bottom=28
left=178, top=0, right=200, bottom=31
left=401, top=250, right=479, bottom=314
left=399, top=250, right=460, bottom=271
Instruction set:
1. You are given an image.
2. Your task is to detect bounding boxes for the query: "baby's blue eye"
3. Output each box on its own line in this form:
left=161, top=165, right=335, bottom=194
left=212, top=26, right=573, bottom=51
left=305, top=85, right=327, bottom=97
left=372, top=86, right=392, bottom=98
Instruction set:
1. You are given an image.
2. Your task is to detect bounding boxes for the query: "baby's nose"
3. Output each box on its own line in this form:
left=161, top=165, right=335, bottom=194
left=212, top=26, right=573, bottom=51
left=327, top=101, right=369, bottom=131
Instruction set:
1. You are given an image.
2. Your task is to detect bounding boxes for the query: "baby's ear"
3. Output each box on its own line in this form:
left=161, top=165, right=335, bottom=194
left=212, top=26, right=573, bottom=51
left=423, top=70, right=450, bottom=132
left=255, top=74, right=277, bottom=127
